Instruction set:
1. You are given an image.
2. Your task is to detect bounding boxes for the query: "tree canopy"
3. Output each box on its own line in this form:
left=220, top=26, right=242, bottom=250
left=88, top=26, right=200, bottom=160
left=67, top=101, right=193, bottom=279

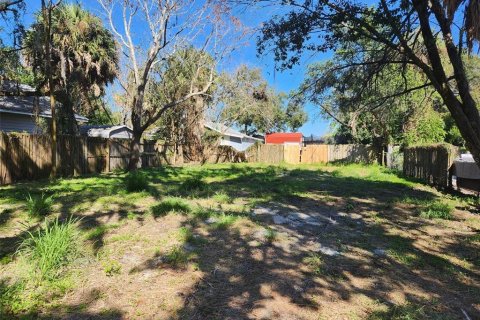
left=24, top=3, right=118, bottom=134
left=258, top=0, right=480, bottom=165
left=215, top=65, right=307, bottom=135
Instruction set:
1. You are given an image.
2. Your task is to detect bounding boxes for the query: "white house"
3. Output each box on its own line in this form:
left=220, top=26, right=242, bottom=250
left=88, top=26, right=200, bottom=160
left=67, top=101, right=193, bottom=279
left=0, top=82, right=88, bottom=133
left=204, top=121, right=263, bottom=152
left=79, top=125, right=134, bottom=139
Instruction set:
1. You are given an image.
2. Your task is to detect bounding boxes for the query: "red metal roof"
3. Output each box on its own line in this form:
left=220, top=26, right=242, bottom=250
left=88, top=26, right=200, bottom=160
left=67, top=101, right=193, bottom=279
left=265, top=133, right=303, bottom=144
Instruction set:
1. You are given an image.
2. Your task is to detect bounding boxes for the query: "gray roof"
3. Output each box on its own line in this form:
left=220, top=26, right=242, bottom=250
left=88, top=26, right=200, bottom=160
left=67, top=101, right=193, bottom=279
left=79, top=125, right=132, bottom=138
left=1, top=81, right=36, bottom=94
left=204, top=120, right=262, bottom=141
left=0, top=82, right=88, bottom=122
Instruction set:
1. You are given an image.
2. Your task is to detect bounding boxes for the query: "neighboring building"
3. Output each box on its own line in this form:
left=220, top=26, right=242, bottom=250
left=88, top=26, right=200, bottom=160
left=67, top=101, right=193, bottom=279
left=265, top=132, right=303, bottom=145
left=79, top=125, right=133, bottom=139
left=0, top=82, right=88, bottom=133
left=204, top=121, right=263, bottom=152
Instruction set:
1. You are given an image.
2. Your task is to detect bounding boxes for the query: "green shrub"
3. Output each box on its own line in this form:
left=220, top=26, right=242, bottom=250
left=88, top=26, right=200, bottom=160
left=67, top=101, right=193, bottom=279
left=19, top=217, right=79, bottom=280
left=25, top=193, right=53, bottom=217
left=179, top=176, right=206, bottom=193
left=151, top=197, right=191, bottom=217
left=103, top=260, right=122, bottom=276
left=125, top=171, right=148, bottom=192
left=420, top=202, right=453, bottom=220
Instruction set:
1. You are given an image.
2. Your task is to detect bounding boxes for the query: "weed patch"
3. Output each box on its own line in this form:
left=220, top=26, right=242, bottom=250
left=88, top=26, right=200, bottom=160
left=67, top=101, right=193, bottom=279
left=164, top=246, right=190, bottom=267
left=212, top=213, right=237, bottom=229
left=420, top=202, right=453, bottom=220
left=303, top=253, right=323, bottom=275
left=25, top=193, right=53, bottom=217
left=212, top=191, right=233, bottom=204
left=264, top=227, right=277, bottom=244
left=103, top=260, right=122, bottom=276
left=151, top=197, right=191, bottom=217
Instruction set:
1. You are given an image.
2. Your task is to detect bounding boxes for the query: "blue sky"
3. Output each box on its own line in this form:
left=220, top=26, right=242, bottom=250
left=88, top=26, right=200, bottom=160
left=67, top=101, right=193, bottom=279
left=19, top=0, right=332, bottom=136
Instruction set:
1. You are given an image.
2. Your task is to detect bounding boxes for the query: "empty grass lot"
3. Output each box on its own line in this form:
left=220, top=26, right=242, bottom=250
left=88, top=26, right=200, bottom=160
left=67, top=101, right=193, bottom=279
left=0, top=163, right=479, bottom=319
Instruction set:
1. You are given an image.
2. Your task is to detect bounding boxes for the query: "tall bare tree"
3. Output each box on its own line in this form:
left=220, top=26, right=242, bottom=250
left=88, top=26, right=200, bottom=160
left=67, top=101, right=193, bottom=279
left=99, top=0, right=236, bottom=170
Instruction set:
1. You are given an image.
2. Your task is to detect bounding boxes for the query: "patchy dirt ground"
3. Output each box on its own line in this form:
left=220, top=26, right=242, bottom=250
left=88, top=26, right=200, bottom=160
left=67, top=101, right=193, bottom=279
left=1, top=163, right=479, bottom=319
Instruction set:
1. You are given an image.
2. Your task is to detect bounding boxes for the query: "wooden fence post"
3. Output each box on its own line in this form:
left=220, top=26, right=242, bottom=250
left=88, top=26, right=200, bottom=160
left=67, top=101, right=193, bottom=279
left=106, top=138, right=111, bottom=173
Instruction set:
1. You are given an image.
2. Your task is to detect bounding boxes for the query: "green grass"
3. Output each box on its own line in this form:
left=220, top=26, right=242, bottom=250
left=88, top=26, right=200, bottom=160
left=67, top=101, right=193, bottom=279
left=179, top=176, right=206, bottom=193
left=178, top=227, right=194, bottom=243
left=84, top=224, right=120, bottom=241
left=367, top=301, right=443, bottom=320
left=25, top=193, right=53, bottom=217
left=212, top=191, right=233, bottom=204
left=212, top=213, right=237, bottom=229
left=468, top=233, right=480, bottom=243
left=125, top=171, right=149, bottom=192
left=18, top=217, right=80, bottom=280
left=151, top=197, right=192, bottom=217
left=103, top=260, right=122, bottom=276
left=191, top=207, right=216, bottom=220
left=264, top=227, right=277, bottom=243
left=303, top=253, right=324, bottom=275
left=420, top=202, right=453, bottom=220
left=164, top=246, right=190, bottom=267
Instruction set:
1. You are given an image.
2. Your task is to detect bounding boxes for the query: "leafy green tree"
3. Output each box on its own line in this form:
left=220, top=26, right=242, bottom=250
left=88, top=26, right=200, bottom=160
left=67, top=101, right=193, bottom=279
left=215, top=65, right=307, bottom=135
left=24, top=4, right=118, bottom=134
left=146, top=48, right=216, bottom=163
left=257, top=0, right=480, bottom=165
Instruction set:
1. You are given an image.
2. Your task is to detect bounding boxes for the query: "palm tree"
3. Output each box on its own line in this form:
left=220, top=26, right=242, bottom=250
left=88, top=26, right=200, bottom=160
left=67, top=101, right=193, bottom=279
left=24, top=3, right=118, bottom=134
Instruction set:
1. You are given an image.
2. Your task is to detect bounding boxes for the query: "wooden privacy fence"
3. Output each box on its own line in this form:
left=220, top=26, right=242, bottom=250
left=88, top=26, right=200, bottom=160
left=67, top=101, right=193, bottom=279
left=247, top=144, right=377, bottom=165
left=403, top=144, right=459, bottom=189
left=0, top=133, right=163, bottom=185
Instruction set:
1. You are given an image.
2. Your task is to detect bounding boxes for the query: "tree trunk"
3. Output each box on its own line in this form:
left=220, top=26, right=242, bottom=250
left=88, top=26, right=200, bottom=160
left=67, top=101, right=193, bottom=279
left=127, top=133, right=141, bottom=171
left=57, top=92, right=78, bottom=135
left=127, top=84, right=146, bottom=171
left=413, top=0, right=480, bottom=167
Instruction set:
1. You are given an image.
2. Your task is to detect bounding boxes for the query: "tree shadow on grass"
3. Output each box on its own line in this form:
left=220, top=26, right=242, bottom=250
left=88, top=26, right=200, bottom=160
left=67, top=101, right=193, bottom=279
left=150, top=167, right=480, bottom=319
left=0, top=279, right=125, bottom=320
left=2, top=164, right=479, bottom=318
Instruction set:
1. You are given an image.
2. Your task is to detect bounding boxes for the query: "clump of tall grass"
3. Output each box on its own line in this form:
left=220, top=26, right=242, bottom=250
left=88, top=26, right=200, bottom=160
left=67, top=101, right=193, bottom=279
left=212, top=213, right=237, bottom=229
left=420, top=202, right=453, bottom=220
left=25, top=193, right=53, bottom=217
left=125, top=171, right=148, bottom=192
left=151, top=197, right=192, bottom=217
left=212, top=191, right=233, bottom=204
left=164, top=245, right=190, bottom=267
left=18, top=217, right=80, bottom=280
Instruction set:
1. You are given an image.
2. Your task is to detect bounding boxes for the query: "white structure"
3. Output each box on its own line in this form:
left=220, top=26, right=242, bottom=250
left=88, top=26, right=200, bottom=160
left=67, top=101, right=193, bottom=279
left=204, top=121, right=263, bottom=152
left=79, top=125, right=133, bottom=139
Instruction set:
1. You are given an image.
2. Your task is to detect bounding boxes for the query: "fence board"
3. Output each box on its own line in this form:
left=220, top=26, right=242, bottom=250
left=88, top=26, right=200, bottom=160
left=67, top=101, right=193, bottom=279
left=302, top=145, right=328, bottom=163
left=403, top=144, right=459, bottom=189
left=284, top=145, right=301, bottom=164
left=0, top=133, right=173, bottom=185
